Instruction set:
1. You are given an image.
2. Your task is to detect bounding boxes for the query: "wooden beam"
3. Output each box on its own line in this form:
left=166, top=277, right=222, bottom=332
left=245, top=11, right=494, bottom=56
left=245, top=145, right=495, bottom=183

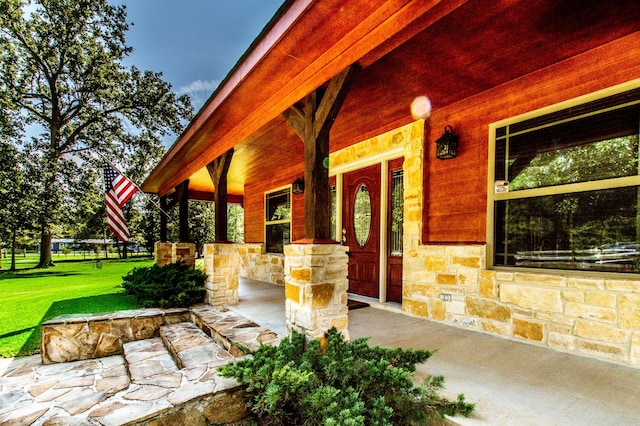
left=314, top=65, right=360, bottom=141
left=283, top=65, right=359, bottom=241
left=159, top=195, right=168, bottom=242
left=175, top=180, right=190, bottom=242
left=206, top=148, right=234, bottom=242
left=188, top=190, right=244, bottom=206
left=281, top=105, right=305, bottom=141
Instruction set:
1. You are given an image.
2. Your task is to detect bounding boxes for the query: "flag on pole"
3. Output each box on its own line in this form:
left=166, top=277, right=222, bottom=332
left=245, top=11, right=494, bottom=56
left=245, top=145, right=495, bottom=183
left=104, top=163, right=138, bottom=243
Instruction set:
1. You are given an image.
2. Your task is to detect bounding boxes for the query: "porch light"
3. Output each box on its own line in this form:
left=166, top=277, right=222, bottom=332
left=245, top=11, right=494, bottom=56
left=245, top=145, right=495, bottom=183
left=292, top=177, right=305, bottom=194
left=435, top=125, right=459, bottom=160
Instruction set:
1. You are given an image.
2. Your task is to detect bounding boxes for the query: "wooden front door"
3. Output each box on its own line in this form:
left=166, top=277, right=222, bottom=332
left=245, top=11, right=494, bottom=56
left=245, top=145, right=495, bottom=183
left=343, top=164, right=381, bottom=298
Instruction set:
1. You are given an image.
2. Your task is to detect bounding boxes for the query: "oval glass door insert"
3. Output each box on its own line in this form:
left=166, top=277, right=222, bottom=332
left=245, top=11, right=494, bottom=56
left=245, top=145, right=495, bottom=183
left=354, top=184, right=372, bottom=247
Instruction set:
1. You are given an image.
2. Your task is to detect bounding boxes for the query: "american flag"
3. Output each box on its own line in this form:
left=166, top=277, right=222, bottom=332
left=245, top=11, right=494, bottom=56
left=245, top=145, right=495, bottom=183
left=104, top=163, right=138, bottom=243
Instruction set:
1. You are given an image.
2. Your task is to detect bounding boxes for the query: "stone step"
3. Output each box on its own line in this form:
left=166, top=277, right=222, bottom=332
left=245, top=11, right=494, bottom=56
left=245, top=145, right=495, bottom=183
left=123, top=338, right=184, bottom=388
left=191, top=305, right=281, bottom=355
left=160, top=322, right=236, bottom=370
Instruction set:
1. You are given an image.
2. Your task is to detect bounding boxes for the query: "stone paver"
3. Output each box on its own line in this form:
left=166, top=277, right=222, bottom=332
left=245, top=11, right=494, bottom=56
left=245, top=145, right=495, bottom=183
left=0, top=306, right=271, bottom=425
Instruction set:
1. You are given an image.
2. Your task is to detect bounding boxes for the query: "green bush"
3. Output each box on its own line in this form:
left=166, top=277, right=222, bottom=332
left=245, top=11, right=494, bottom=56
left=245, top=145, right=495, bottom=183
left=120, top=261, right=206, bottom=308
left=219, top=328, right=474, bottom=425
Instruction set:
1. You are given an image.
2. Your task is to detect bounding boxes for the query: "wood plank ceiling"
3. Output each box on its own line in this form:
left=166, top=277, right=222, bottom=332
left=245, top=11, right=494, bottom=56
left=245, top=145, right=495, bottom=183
left=142, top=0, right=640, bottom=200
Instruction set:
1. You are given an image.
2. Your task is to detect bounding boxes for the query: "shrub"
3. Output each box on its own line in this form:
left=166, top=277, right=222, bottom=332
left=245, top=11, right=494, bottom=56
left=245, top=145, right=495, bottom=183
left=120, top=261, right=206, bottom=308
left=219, top=328, right=474, bottom=425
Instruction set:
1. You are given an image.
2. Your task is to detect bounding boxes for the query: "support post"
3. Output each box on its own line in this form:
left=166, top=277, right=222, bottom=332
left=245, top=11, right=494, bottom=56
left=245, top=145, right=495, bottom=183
left=206, top=148, right=234, bottom=242
left=176, top=180, right=190, bottom=242
left=284, top=243, right=349, bottom=339
left=159, top=195, right=168, bottom=242
left=283, top=65, right=359, bottom=241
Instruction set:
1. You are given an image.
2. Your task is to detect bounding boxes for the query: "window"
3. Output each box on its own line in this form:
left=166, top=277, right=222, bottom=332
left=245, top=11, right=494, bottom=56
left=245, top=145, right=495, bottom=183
left=265, top=188, right=291, bottom=253
left=330, top=184, right=337, bottom=241
left=490, top=85, right=640, bottom=273
left=389, top=169, right=403, bottom=257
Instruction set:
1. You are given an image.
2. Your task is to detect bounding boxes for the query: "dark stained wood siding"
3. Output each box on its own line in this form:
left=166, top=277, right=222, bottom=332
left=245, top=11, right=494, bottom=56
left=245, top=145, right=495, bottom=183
left=243, top=163, right=305, bottom=245
left=422, top=33, right=640, bottom=244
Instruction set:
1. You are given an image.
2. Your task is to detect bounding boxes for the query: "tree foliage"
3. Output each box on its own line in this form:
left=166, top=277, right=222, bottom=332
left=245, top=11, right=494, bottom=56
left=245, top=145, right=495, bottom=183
left=0, top=0, right=192, bottom=267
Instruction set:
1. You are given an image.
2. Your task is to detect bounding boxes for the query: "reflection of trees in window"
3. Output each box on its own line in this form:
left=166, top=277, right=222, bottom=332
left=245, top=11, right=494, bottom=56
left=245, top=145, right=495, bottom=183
left=493, top=89, right=640, bottom=272
left=390, top=170, right=403, bottom=256
left=265, top=189, right=291, bottom=253
left=510, top=136, right=639, bottom=190
left=330, top=185, right=336, bottom=241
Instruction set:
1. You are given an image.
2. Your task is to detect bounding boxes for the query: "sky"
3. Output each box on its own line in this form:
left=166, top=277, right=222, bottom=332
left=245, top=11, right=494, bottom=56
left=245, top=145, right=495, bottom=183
left=112, top=0, right=284, bottom=113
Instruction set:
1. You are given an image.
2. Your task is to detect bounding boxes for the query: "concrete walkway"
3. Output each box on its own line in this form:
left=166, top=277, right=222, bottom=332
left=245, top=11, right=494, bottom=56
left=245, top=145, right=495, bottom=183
left=229, top=278, right=640, bottom=426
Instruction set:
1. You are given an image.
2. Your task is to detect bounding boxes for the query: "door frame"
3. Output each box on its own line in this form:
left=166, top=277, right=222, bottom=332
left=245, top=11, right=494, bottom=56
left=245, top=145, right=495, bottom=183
left=330, top=146, right=404, bottom=303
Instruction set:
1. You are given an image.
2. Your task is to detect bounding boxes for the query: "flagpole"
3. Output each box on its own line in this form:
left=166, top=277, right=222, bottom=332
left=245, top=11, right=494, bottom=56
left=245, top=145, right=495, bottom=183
left=101, top=157, right=172, bottom=219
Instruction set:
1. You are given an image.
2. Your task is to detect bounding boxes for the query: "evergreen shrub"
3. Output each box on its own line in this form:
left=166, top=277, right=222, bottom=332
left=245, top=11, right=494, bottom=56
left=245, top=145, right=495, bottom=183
left=120, top=261, right=206, bottom=308
left=219, top=328, right=474, bottom=425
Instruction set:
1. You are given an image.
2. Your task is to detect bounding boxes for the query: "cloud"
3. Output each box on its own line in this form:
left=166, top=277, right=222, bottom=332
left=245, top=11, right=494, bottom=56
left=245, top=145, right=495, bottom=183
left=178, top=79, right=220, bottom=96
left=177, top=79, right=220, bottom=110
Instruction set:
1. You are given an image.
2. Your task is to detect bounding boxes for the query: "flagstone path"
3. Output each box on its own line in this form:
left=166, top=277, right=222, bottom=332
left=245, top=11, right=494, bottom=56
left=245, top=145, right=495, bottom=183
left=0, top=305, right=281, bottom=425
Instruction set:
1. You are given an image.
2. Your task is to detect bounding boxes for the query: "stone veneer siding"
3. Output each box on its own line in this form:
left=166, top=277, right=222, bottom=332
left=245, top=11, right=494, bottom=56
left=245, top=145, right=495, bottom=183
left=330, top=120, right=640, bottom=368
left=284, top=243, right=349, bottom=339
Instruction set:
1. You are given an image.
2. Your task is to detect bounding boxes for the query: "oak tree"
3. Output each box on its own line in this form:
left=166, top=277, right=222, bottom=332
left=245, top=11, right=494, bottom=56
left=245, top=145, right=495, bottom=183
left=0, top=0, right=192, bottom=267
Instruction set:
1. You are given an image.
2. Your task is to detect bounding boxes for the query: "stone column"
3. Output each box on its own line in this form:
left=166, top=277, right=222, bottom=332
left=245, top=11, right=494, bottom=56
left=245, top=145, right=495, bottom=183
left=284, top=243, right=349, bottom=340
left=172, top=242, right=196, bottom=269
left=203, top=243, right=240, bottom=305
left=154, top=242, right=173, bottom=266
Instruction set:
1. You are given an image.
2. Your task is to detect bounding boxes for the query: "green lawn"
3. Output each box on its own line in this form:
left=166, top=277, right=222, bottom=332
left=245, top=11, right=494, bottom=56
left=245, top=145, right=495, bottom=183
left=0, top=256, right=154, bottom=357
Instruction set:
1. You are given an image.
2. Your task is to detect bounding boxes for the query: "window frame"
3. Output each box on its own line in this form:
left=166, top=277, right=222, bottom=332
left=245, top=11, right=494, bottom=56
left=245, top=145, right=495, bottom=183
left=264, top=185, right=292, bottom=254
left=487, top=79, right=640, bottom=273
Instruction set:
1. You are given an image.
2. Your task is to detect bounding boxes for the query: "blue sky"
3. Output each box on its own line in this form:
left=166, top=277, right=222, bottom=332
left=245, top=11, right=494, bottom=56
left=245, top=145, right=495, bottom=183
left=113, top=1, right=284, bottom=111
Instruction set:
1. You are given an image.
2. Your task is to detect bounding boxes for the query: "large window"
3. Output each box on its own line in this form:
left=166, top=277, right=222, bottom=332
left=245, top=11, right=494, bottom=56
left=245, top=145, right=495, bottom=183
left=265, top=188, right=291, bottom=253
left=491, top=85, right=640, bottom=273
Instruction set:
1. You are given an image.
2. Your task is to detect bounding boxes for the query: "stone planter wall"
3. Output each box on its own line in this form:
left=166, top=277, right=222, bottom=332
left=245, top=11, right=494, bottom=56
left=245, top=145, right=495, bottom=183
left=284, top=243, right=349, bottom=339
left=41, top=308, right=190, bottom=364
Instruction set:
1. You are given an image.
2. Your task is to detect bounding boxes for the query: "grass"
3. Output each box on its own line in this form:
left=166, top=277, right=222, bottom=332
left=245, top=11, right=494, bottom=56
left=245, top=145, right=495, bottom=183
left=0, top=254, right=154, bottom=358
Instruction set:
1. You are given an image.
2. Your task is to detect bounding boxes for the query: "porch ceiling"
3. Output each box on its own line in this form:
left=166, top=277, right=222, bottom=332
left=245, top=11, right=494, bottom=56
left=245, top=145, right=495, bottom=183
left=142, top=0, right=640, bottom=198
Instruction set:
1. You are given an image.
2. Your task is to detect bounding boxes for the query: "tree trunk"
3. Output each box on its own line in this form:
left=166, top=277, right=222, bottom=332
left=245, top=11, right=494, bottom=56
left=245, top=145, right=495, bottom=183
left=10, top=228, right=17, bottom=271
left=36, top=233, right=54, bottom=268
left=123, top=243, right=128, bottom=259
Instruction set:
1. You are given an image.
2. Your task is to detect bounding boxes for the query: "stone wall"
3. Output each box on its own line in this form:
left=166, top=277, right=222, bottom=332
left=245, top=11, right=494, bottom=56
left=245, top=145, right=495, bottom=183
left=402, top=244, right=640, bottom=367
left=239, top=243, right=285, bottom=285
left=284, top=243, right=349, bottom=339
left=41, top=308, right=190, bottom=364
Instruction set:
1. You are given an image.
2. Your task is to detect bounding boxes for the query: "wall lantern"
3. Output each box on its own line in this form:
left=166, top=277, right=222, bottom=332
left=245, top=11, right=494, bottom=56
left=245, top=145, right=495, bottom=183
left=292, top=177, right=305, bottom=194
left=435, top=125, right=459, bottom=160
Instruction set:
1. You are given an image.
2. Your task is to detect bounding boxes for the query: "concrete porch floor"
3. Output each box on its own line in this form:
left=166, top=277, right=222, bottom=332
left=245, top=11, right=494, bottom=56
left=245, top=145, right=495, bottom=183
left=228, top=278, right=640, bottom=425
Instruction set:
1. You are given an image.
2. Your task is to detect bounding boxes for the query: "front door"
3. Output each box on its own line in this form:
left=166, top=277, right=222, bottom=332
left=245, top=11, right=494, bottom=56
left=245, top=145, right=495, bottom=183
left=343, top=164, right=380, bottom=298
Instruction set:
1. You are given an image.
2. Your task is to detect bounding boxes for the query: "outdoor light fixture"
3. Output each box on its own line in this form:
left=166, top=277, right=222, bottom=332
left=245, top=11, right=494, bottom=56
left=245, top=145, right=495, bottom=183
left=435, top=125, right=459, bottom=160
left=292, top=177, right=305, bottom=194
